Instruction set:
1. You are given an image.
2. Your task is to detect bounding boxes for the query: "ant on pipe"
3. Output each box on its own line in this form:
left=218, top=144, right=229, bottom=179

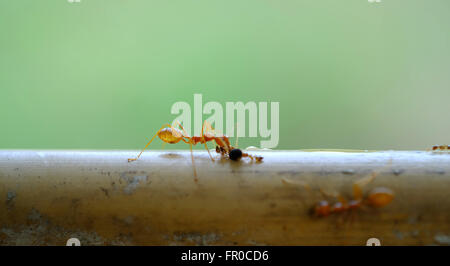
left=311, top=173, right=394, bottom=218
left=431, top=145, right=450, bottom=151
left=282, top=161, right=394, bottom=219
left=127, top=121, right=233, bottom=181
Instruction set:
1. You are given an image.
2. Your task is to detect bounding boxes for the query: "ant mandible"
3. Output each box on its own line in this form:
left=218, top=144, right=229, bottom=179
left=128, top=121, right=233, bottom=181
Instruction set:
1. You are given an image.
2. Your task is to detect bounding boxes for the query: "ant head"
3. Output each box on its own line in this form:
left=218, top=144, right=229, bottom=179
left=229, top=149, right=243, bottom=161
left=313, top=200, right=330, bottom=217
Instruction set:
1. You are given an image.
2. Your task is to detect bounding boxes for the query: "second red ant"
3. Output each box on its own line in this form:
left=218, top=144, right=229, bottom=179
left=431, top=145, right=450, bottom=151
left=282, top=161, right=394, bottom=220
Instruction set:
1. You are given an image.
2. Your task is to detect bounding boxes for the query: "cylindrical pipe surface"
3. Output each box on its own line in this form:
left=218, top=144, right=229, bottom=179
left=1, top=150, right=450, bottom=245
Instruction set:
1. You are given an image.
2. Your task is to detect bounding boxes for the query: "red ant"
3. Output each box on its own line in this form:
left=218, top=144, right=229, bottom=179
left=431, top=145, right=450, bottom=151
left=128, top=121, right=233, bottom=181
left=282, top=162, right=394, bottom=219
left=311, top=173, right=394, bottom=218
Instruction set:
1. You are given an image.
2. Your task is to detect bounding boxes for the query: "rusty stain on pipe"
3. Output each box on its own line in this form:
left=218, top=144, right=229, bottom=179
left=0, top=150, right=450, bottom=246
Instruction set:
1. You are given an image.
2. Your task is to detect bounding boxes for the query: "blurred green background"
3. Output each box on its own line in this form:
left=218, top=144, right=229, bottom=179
left=1, top=0, right=449, bottom=150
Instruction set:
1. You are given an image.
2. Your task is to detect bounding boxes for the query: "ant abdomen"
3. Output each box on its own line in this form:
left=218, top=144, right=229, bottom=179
left=367, top=187, right=394, bottom=208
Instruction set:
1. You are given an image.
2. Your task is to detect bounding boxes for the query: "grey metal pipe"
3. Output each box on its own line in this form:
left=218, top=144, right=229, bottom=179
left=1, top=150, right=450, bottom=245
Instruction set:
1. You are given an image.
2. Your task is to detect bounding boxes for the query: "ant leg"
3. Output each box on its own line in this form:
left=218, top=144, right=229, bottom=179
left=353, top=172, right=377, bottom=202
left=319, top=188, right=345, bottom=203
left=349, top=210, right=358, bottom=227
left=353, top=159, right=393, bottom=201
left=281, top=178, right=311, bottom=191
left=174, top=121, right=200, bottom=157
left=203, top=142, right=214, bottom=162
left=338, top=207, right=355, bottom=230
left=222, top=136, right=232, bottom=151
left=189, top=142, right=198, bottom=182
left=335, top=213, right=346, bottom=229
left=168, top=122, right=199, bottom=178
left=214, top=137, right=225, bottom=151
left=201, top=120, right=215, bottom=162
left=178, top=137, right=198, bottom=180
left=215, top=145, right=225, bottom=157
left=228, top=122, right=239, bottom=148
left=174, top=120, right=189, bottom=137
left=128, top=123, right=173, bottom=162
left=235, top=123, right=239, bottom=148
left=339, top=211, right=351, bottom=229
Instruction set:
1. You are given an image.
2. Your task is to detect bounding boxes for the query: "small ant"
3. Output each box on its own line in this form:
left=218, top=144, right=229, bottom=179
left=128, top=121, right=233, bottom=181
left=431, top=145, right=450, bottom=151
left=215, top=146, right=263, bottom=162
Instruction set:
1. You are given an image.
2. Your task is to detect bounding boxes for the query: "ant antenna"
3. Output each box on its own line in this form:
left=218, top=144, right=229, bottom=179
left=352, top=158, right=393, bottom=201
left=202, top=120, right=215, bottom=162
left=235, top=122, right=239, bottom=148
